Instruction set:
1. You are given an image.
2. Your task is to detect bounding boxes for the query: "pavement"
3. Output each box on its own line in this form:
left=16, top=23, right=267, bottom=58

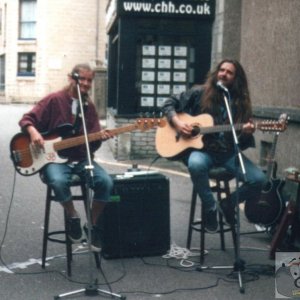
left=0, top=104, right=284, bottom=299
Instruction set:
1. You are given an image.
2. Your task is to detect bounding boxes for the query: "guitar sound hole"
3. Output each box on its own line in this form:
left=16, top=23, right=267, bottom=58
left=191, top=126, right=200, bottom=137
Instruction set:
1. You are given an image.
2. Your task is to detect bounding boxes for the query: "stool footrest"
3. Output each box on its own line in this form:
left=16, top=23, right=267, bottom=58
left=186, top=171, right=236, bottom=263
left=47, top=230, right=67, bottom=244
left=191, top=225, right=201, bottom=232
left=42, top=182, right=100, bottom=277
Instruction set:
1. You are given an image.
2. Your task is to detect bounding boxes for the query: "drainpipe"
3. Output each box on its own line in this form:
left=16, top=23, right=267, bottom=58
left=95, top=0, right=100, bottom=64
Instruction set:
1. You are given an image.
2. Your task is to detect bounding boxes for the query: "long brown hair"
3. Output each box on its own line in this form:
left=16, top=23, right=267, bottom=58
left=201, top=59, right=252, bottom=122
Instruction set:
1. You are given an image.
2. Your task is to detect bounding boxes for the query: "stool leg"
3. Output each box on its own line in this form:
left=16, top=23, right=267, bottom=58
left=225, top=184, right=239, bottom=256
left=218, top=213, right=226, bottom=250
left=217, top=180, right=226, bottom=251
left=186, top=187, right=198, bottom=249
left=42, top=187, right=52, bottom=269
left=64, top=210, right=72, bottom=277
left=200, top=203, right=206, bottom=264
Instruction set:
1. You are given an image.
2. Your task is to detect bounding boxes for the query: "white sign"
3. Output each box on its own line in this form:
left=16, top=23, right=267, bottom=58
left=142, top=58, right=156, bottom=68
left=173, top=72, right=186, bottom=82
left=157, top=84, right=170, bottom=95
left=141, top=84, right=155, bottom=94
left=142, top=45, right=156, bottom=56
left=158, top=59, right=171, bottom=69
left=158, top=71, right=171, bottom=82
left=158, top=46, right=172, bottom=56
left=174, top=59, right=187, bottom=69
left=142, top=71, right=155, bottom=81
left=141, top=97, right=154, bottom=107
left=174, top=46, right=187, bottom=56
left=157, top=97, right=168, bottom=107
left=173, top=84, right=186, bottom=94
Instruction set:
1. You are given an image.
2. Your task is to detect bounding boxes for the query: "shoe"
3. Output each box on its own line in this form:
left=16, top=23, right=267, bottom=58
left=204, top=208, right=218, bottom=233
left=66, top=217, right=83, bottom=243
left=83, top=223, right=102, bottom=252
left=219, top=198, right=236, bottom=226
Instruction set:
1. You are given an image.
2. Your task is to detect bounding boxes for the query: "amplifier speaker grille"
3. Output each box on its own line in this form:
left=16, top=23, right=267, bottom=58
left=98, top=174, right=170, bottom=259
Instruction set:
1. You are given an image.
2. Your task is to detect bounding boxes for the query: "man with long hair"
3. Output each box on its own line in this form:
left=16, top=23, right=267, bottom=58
left=162, top=59, right=266, bottom=232
left=19, top=63, right=113, bottom=251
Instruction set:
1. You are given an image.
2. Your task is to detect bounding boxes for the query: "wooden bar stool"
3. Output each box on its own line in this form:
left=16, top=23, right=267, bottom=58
left=186, top=167, right=237, bottom=263
left=41, top=175, right=100, bottom=276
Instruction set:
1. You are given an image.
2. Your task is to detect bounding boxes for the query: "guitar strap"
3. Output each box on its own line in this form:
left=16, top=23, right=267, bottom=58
left=221, top=105, right=228, bottom=121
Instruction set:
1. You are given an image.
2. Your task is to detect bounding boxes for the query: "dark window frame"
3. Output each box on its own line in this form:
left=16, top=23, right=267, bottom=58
left=17, top=52, right=36, bottom=76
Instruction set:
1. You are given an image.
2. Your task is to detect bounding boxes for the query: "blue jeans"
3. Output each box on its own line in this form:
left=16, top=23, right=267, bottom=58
left=185, top=150, right=267, bottom=212
left=41, top=160, right=113, bottom=203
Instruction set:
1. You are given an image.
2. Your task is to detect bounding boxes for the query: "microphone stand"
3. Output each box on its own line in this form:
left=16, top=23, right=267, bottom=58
left=197, top=87, right=247, bottom=294
left=54, top=74, right=125, bottom=300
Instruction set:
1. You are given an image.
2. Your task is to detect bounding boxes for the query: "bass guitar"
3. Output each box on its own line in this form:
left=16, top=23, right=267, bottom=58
left=155, top=113, right=287, bottom=159
left=244, top=113, right=288, bottom=227
left=10, top=117, right=166, bottom=176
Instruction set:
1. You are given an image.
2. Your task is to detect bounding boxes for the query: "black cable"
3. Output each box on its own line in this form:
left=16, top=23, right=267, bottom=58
left=0, top=169, right=17, bottom=271
left=0, top=169, right=127, bottom=289
left=117, top=277, right=226, bottom=297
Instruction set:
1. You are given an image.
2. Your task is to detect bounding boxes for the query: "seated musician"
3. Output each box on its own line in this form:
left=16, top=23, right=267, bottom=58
left=161, top=59, right=267, bottom=233
left=18, top=63, right=114, bottom=252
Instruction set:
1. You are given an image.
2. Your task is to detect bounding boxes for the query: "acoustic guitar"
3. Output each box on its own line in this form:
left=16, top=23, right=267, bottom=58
left=10, top=117, right=166, bottom=176
left=244, top=113, right=288, bottom=227
left=155, top=113, right=288, bottom=159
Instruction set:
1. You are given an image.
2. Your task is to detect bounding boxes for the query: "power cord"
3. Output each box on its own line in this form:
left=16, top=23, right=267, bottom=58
left=0, top=169, right=17, bottom=272
left=162, top=242, right=207, bottom=267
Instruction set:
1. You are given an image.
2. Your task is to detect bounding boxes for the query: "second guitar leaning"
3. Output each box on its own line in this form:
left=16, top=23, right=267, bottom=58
left=244, top=113, right=288, bottom=227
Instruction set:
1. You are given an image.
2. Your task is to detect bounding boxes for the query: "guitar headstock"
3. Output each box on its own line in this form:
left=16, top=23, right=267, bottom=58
left=135, top=118, right=166, bottom=131
left=258, top=114, right=288, bottom=133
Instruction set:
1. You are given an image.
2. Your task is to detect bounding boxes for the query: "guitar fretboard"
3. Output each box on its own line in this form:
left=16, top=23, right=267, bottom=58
left=53, top=124, right=139, bottom=151
left=200, top=123, right=244, bottom=134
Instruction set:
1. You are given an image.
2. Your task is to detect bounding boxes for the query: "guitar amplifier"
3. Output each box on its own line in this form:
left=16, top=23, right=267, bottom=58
left=98, top=173, right=170, bottom=259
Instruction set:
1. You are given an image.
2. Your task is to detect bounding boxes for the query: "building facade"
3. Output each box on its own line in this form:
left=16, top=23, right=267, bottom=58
left=104, top=0, right=300, bottom=176
left=0, top=0, right=299, bottom=176
left=0, top=0, right=108, bottom=105
left=213, top=0, right=300, bottom=176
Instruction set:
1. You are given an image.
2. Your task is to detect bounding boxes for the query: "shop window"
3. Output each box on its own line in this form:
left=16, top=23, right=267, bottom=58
left=136, top=36, right=195, bottom=113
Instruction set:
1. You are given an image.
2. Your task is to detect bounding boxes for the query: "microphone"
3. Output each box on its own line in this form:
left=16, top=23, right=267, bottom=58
left=70, top=72, right=81, bottom=81
left=216, top=81, right=229, bottom=93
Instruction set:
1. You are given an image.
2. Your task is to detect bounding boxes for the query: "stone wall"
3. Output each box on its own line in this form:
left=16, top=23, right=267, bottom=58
left=106, top=109, right=158, bottom=161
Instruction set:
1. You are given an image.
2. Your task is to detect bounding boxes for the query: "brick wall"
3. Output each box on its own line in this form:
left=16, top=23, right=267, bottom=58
left=106, top=109, right=158, bottom=161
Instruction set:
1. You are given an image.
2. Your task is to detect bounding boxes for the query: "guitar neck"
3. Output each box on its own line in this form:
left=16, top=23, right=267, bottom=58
left=200, top=123, right=244, bottom=134
left=53, top=124, right=138, bottom=151
left=266, top=133, right=279, bottom=178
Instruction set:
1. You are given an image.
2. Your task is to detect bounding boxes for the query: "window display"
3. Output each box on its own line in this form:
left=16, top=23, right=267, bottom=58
left=139, top=44, right=190, bottom=110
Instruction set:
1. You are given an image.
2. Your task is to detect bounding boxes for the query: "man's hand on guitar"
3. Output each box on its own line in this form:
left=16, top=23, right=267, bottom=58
left=242, top=120, right=255, bottom=134
left=171, top=115, right=193, bottom=137
left=100, top=129, right=115, bottom=141
left=27, top=125, right=45, bottom=148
